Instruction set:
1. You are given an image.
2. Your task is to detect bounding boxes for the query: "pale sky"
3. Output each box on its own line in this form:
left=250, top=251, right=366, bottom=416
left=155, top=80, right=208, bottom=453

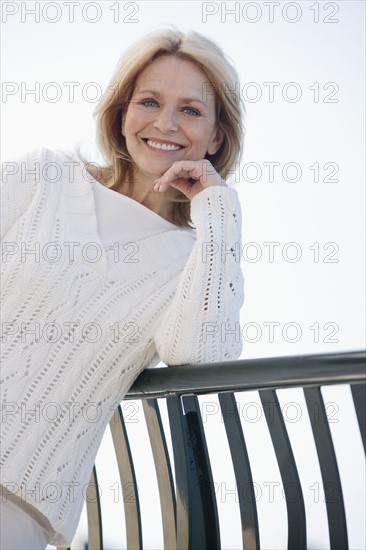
left=1, top=1, right=365, bottom=548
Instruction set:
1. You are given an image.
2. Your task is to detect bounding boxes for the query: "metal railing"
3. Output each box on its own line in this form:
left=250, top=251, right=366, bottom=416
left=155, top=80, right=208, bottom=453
left=63, top=350, right=366, bottom=550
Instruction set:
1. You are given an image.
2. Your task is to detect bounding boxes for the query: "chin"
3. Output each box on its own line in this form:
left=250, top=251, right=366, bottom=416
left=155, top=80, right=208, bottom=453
left=143, top=163, right=172, bottom=178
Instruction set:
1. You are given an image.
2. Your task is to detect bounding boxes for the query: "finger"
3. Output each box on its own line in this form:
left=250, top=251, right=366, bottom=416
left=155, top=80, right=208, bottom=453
left=166, top=178, right=203, bottom=199
left=157, top=160, right=204, bottom=185
left=158, top=177, right=189, bottom=193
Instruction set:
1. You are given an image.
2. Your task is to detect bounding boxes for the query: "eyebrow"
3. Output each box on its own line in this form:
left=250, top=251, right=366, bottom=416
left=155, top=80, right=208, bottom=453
left=133, top=89, right=208, bottom=107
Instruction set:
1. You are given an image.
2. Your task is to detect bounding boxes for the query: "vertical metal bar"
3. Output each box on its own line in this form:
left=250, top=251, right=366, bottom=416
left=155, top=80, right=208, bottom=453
left=142, top=399, right=177, bottom=549
left=167, top=394, right=221, bottom=548
left=181, top=394, right=221, bottom=549
left=166, top=395, right=189, bottom=549
left=350, top=383, right=366, bottom=454
left=109, top=405, right=142, bottom=549
left=260, top=389, right=306, bottom=549
left=304, top=386, right=348, bottom=549
left=219, top=392, right=260, bottom=549
left=85, top=465, right=103, bottom=550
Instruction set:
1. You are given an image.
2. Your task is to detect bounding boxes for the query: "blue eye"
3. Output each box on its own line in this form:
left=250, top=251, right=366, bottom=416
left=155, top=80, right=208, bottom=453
left=138, top=99, right=201, bottom=117
left=183, top=107, right=201, bottom=117
left=140, top=99, right=158, bottom=107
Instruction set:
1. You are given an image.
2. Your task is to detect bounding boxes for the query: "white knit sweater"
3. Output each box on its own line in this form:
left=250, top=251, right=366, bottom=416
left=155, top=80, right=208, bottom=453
left=0, top=147, right=244, bottom=546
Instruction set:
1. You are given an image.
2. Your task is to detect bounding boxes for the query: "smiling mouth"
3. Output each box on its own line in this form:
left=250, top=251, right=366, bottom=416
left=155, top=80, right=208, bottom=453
left=143, top=139, right=183, bottom=152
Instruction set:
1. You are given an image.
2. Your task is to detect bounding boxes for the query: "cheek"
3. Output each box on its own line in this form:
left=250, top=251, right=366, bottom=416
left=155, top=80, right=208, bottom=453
left=196, top=130, right=214, bottom=150
left=123, top=109, right=138, bottom=134
left=125, top=108, right=151, bottom=132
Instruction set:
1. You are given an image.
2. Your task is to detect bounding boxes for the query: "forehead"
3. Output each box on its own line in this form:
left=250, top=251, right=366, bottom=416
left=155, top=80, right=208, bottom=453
left=134, top=55, right=216, bottom=107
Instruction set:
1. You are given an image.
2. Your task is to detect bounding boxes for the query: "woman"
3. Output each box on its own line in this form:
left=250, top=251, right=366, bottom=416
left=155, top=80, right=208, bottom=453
left=0, top=27, right=245, bottom=549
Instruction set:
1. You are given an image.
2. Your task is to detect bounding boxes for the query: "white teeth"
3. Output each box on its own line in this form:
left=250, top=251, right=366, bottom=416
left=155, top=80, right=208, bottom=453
left=146, top=140, right=181, bottom=151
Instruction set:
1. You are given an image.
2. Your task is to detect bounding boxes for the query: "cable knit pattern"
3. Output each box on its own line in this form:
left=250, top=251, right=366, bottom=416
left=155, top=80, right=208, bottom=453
left=0, top=147, right=244, bottom=546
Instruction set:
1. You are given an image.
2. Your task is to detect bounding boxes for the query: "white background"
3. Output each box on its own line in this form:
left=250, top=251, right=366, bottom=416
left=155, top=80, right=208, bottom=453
left=1, top=1, right=365, bottom=549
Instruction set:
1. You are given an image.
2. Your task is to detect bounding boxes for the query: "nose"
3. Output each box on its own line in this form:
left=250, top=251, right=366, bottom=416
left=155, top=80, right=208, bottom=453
left=153, top=106, right=179, bottom=133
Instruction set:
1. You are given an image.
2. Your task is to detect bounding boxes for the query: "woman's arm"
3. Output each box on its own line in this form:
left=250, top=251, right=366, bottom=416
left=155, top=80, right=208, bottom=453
left=154, top=183, right=244, bottom=366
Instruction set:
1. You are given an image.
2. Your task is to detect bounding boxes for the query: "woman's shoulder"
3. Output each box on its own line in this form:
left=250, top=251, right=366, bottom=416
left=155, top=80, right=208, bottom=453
left=6, top=147, right=77, bottom=171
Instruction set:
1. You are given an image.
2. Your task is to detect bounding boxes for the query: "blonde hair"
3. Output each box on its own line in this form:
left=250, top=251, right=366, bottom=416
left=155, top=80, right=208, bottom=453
left=76, top=26, right=245, bottom=227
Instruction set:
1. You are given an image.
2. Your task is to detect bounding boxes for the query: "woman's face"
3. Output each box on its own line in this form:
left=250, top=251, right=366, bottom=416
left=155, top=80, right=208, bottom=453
left=121, top=55, right=223, bottom=183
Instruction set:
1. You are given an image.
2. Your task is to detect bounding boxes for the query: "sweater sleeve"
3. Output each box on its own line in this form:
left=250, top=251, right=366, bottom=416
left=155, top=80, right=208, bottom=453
left=1, top=148, right=44, bottom=239
left=153, top=185, right=245, bottom=366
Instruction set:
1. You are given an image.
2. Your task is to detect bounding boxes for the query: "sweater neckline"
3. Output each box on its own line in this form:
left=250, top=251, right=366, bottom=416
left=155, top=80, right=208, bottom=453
left=89, top=175, right=179, bottom=230
left=58, top=156, right=195, bottom=281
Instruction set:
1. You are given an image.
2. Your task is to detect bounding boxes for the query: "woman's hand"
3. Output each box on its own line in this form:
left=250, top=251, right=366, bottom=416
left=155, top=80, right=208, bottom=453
left=153, top=159, right=227, bottom=200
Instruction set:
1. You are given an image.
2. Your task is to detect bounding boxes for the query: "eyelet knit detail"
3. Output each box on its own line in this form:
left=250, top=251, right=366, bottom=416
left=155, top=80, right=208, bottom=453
left=1, top=148, right=244, bottom=546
